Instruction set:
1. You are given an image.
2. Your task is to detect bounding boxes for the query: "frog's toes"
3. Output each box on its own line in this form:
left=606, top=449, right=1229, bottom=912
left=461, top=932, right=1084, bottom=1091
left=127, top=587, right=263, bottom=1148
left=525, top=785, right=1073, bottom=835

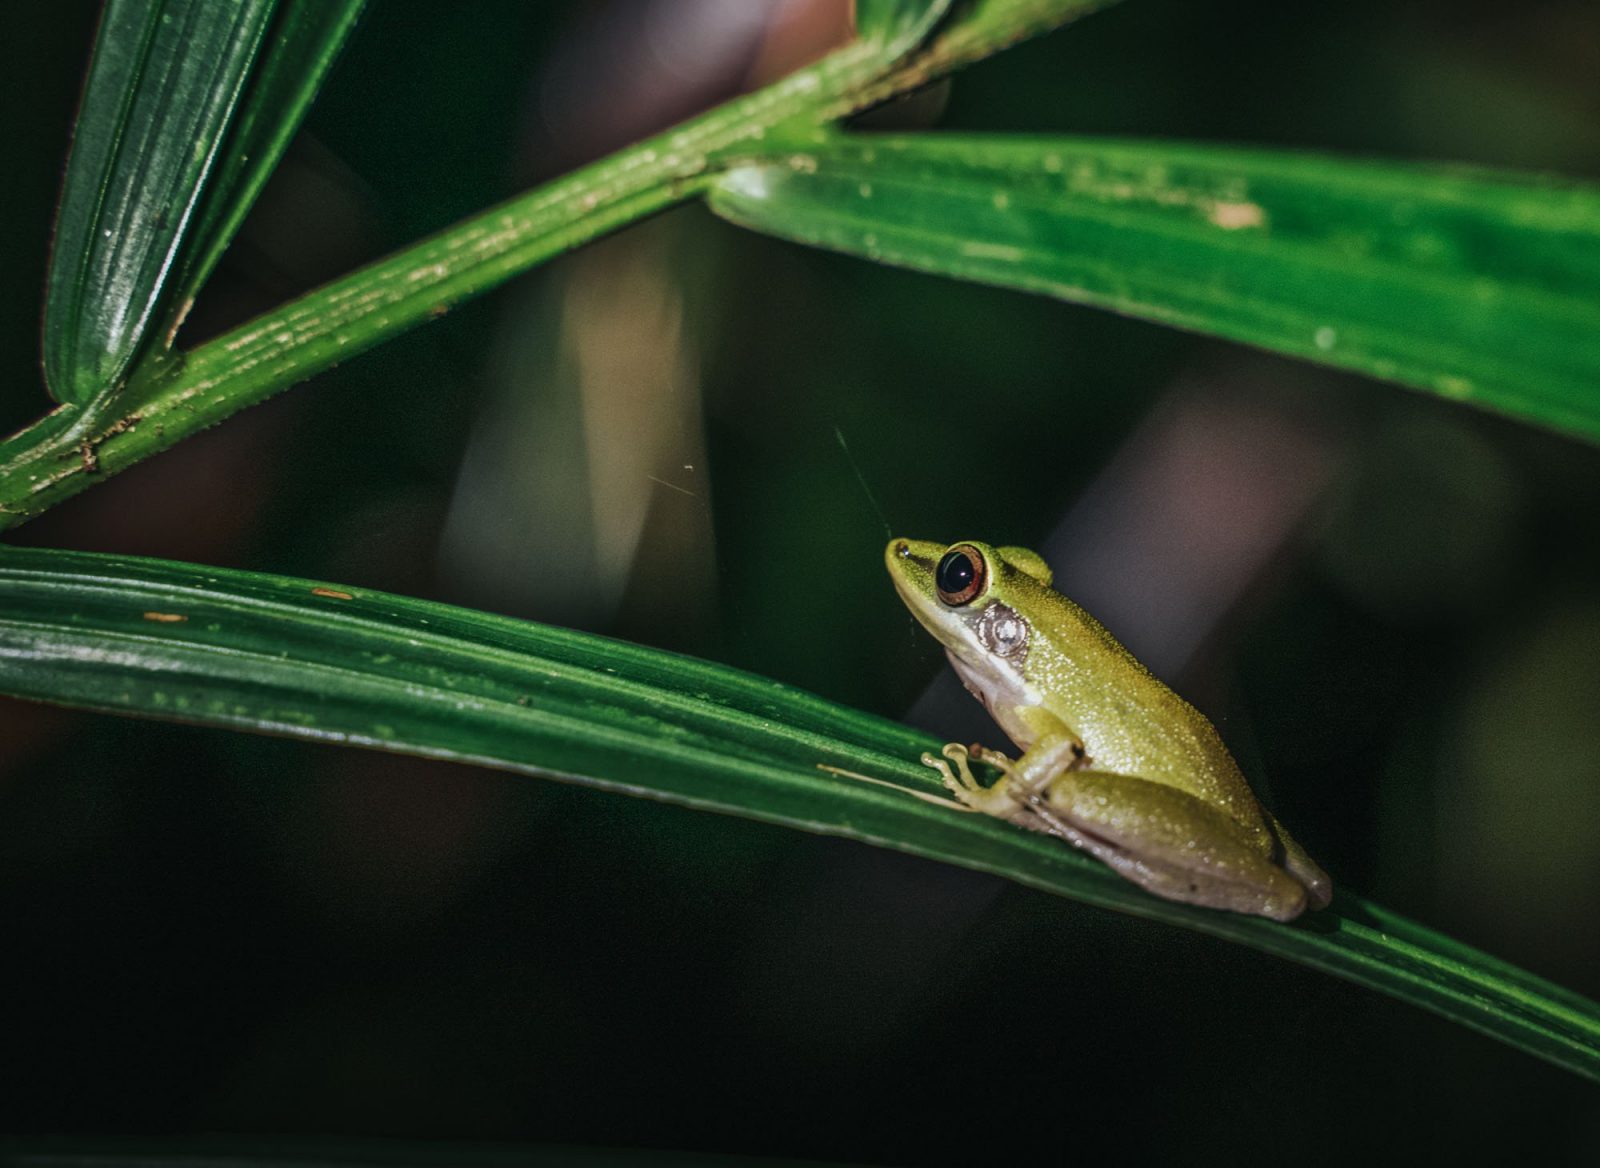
left=921, top=746, right=971, bottom=801
left=966, top=742, right=1018, bottom=775
left=928, top=745, right=960, bottom=790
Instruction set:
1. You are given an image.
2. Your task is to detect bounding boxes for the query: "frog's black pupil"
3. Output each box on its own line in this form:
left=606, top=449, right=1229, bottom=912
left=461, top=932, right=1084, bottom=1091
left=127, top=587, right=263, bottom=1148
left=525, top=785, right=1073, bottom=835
left=937, top=551, right=976, bottom=597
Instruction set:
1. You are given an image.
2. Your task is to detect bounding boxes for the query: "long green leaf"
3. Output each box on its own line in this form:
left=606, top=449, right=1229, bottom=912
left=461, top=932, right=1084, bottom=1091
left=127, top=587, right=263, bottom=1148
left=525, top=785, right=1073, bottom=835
left=709, top=135, right=1600, bottom=443
left=0, top=545, right=1596, bottom=1080
left=44, top=0, right=280, bottom=407
left=169, top=0, right=368, bottom=319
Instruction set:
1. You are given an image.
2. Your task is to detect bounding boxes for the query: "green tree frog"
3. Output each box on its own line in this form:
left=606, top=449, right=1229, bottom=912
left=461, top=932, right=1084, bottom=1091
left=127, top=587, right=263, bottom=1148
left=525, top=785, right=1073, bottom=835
left=887, top=538, right=1331, bottom=921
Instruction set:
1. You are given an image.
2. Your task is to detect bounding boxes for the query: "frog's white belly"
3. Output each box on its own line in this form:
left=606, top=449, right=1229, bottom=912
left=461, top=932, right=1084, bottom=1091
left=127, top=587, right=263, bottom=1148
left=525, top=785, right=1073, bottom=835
left=947, top=648, right=1041, bottom=750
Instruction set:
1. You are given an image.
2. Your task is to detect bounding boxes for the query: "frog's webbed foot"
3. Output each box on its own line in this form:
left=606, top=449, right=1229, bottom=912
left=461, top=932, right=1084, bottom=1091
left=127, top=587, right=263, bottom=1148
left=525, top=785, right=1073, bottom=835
left=920, top=743, right=1041, bottom=829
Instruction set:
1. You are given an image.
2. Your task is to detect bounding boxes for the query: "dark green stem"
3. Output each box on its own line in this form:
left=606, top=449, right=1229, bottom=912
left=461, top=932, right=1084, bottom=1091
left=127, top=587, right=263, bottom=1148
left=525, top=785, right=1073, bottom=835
left=0, top=38, right=881, bottom=527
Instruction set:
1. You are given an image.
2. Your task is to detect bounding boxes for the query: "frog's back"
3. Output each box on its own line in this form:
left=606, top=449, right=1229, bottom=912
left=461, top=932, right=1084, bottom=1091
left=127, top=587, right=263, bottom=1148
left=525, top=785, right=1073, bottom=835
left=1029, top=587, right=1267, bottom=830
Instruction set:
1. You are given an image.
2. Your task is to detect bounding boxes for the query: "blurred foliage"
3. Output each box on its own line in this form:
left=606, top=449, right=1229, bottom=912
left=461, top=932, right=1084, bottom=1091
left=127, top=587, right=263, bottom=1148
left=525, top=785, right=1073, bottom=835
left=2, top=0, right=1600, bottom=1162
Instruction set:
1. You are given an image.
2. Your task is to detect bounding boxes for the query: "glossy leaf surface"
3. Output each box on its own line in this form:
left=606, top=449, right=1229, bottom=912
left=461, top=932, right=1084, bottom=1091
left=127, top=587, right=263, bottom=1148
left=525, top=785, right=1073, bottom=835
left=170, top=0, right=367, bottom=316
left=852, top=0, right=955, bottom=62
left=44, top=0, right=279, bottom=405
left=711, top=135, right=1600, bottom=443
left=0, top=546, right=1596, bottom=1081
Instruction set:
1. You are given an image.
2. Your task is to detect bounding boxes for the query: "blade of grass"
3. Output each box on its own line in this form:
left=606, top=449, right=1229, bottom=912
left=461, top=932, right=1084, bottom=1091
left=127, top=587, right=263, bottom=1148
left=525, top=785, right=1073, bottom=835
left=836, top=0, right=1125, bottom=118
left=853, top=0, right=957, bottom=61
left=168, top=0, right=368, bottom=322
left=43, top=0, right=279, bottom=407
left=0, top=544, right=1596, bottom=1081
left=709, top=134, right=1600, bottom=443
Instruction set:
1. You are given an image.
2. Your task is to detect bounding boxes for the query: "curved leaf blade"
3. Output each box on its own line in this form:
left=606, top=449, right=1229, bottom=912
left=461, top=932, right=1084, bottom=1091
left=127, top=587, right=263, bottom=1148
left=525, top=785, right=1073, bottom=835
left=170, top=0, right=367, bottom=319
left=853, top=0, right=956, bottom=61
left=1, top=547, right=1598, bottom=1078
left=836, top=0, right=1124, bottom=120
left=43, top=0, right=279, bottom=406
left=710, top=135, right=1600, bottom=443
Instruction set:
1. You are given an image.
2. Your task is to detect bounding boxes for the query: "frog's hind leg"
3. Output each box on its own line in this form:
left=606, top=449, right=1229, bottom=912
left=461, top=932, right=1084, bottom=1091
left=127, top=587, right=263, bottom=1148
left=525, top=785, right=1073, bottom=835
left=1047, top=771, right=1311, bottom=921
left=1267, top=811, right=1333, bottom=910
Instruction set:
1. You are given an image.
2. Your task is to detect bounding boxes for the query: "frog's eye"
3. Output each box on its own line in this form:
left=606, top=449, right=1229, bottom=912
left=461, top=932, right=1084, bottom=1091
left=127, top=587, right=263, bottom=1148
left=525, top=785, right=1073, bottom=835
left=936, top=545, right=986, bottom=605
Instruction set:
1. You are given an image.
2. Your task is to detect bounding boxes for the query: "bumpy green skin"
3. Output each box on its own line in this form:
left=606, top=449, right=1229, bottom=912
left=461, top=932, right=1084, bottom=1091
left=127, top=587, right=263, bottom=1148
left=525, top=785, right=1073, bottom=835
left=887, top=538, right=1331, bottom=921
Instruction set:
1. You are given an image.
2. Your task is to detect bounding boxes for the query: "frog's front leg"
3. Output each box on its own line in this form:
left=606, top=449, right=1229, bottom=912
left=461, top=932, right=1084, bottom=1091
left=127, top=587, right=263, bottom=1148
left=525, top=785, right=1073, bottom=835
left=921, top=732, right=1084, bottom=833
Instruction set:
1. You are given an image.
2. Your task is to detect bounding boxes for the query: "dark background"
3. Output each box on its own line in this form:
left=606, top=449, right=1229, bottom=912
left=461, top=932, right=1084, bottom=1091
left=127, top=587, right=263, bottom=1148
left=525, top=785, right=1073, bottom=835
left=2, top=1, right=1599, bottom=1163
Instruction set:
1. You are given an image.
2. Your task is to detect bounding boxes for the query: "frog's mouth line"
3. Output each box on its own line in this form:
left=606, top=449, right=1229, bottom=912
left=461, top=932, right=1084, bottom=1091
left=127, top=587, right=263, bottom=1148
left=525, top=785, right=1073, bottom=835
left=886, top=552, right=939, bottom=619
